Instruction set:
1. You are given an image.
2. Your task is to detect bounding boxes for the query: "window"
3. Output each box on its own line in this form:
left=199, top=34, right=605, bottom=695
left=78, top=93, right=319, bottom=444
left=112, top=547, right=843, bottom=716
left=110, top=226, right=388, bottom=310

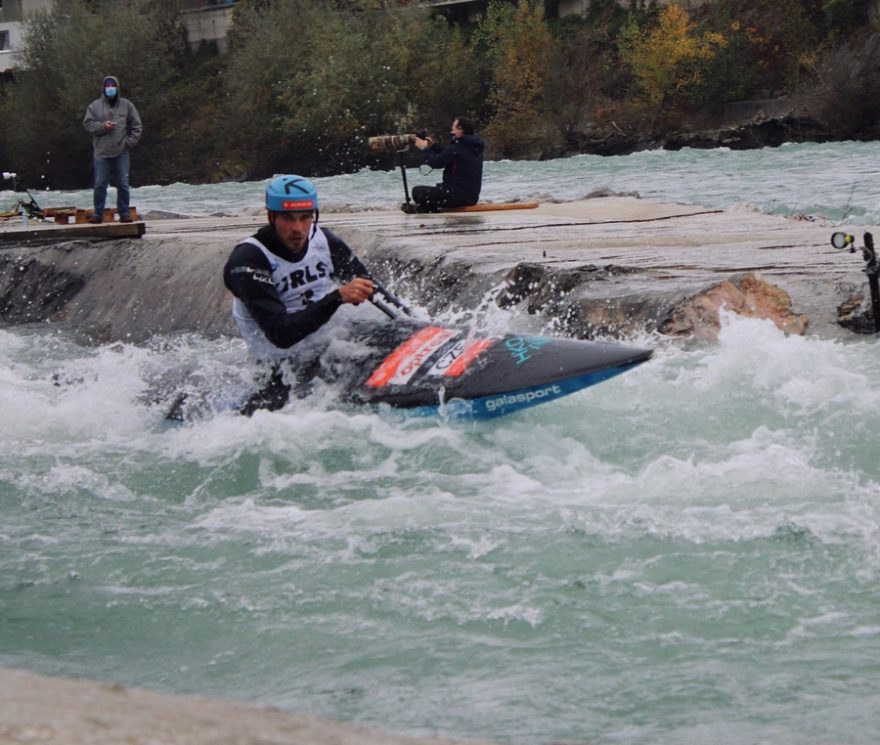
left=0, top=31, right=10, bottom=51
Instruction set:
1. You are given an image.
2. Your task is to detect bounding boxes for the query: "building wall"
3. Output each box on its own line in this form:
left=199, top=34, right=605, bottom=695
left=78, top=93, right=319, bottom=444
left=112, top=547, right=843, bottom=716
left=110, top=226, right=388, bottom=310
left=0, top=0, right=50, bottom=70
left=179, top=3, right=236, bottom=54
left=1, top=0, right=234, bottom=68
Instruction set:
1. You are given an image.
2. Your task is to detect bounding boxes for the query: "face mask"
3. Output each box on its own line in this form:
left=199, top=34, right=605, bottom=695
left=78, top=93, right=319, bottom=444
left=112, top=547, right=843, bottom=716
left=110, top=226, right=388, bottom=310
left=104, top=86, right=117, bottom=97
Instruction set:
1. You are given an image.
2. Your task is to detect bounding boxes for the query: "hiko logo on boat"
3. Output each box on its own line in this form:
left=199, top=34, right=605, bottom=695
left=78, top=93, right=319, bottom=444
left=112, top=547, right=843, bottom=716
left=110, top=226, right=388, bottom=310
left=484, top=384, right=563, bottom=413
left=505, top=336, right=552, bottom=365
left=366, top=326, right=459, bottom=387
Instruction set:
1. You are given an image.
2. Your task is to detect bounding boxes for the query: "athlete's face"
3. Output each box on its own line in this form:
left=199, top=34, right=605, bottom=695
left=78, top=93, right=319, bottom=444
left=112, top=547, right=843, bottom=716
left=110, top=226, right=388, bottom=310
left=271, top=211, right=314, bottom=252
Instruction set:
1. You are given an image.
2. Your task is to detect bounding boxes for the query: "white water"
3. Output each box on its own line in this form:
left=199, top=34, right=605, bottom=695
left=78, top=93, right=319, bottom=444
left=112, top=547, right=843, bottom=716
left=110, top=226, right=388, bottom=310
left=2, top=142, right=880, bottom=745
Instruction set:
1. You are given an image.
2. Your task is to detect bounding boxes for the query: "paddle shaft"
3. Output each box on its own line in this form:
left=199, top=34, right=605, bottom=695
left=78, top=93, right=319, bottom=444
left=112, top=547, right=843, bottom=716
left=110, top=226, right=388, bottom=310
left=370, top=295, right=399, bottom=319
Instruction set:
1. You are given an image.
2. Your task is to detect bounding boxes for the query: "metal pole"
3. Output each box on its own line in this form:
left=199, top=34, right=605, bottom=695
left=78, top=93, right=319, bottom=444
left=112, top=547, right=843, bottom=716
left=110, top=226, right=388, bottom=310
left=863, top=233, right=880, bottom=333
left=397, top=150, right=411, bottom=205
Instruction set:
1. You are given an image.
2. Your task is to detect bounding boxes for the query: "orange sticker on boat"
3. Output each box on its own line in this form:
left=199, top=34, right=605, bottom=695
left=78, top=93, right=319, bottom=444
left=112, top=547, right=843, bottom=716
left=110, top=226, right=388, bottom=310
left=443, top=338, right=494, bottom=378
left=366, top=326, right=458, bottom=388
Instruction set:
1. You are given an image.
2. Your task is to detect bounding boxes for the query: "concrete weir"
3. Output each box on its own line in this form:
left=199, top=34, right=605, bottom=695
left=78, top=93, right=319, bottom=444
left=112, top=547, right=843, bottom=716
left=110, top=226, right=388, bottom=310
left=0, top=196, right=871, bottom=343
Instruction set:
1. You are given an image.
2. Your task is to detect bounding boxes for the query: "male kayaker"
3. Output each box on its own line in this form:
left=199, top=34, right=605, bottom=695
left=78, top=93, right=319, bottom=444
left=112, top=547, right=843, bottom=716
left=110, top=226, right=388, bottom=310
left=223, top=174, right=375, bottom=412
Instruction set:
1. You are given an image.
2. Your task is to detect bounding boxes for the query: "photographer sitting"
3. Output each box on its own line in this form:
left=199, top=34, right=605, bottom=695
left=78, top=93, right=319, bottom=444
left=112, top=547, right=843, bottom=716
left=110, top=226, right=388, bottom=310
left=404, top=117, right=484, bottom=213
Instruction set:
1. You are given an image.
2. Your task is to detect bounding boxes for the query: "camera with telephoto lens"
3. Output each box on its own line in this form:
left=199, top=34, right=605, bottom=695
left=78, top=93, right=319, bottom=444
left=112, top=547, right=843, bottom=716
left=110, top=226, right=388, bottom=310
left=368, top=130, right=429, bottom=153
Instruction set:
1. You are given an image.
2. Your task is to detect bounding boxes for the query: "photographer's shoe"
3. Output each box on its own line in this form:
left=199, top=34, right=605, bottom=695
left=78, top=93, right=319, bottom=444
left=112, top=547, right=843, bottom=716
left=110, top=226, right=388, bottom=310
left=400, top=203, right=418, bottom=214
left=87, top=214, right=103, bottom=224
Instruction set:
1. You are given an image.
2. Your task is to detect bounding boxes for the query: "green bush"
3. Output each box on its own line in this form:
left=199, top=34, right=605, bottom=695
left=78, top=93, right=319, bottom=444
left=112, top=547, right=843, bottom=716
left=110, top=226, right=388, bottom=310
left=0, top=0, right=873, bottom=187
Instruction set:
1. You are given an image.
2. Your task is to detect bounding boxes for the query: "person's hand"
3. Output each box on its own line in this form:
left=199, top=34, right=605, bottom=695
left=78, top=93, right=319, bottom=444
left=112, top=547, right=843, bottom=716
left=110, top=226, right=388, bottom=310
left=104, top=120, right=115, bottom=131
left=338, top=277, right=374, bottom=305
left=414, top=136, right=430, bottom=150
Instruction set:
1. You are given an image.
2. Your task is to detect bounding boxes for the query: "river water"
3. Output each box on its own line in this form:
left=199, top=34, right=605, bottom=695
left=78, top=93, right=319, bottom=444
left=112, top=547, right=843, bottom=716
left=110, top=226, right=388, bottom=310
left=2, top=141, right=879, bottom=744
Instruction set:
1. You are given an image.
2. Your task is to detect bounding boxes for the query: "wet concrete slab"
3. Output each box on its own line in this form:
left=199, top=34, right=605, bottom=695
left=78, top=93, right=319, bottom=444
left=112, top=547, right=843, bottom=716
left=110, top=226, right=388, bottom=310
left=321, top=198, right=863, bottom=338
left=0, top=197, right=869, bottom=342
left=0, top=666, right=495, bottom=745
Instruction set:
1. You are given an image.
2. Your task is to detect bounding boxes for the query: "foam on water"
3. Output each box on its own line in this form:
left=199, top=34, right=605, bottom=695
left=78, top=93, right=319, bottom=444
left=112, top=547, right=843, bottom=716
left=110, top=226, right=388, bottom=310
left=2, top=309, right=879, bottom=744
left=4, top=142, right=880, bottom=743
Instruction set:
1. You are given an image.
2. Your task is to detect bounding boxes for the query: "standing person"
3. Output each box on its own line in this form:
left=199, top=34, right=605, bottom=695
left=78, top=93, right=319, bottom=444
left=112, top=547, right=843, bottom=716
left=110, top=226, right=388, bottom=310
left=404, top=116, right=485, bottom=213
left=223, top=175, right=375, bottom=413
left=83, top=75, right=142, bottom=224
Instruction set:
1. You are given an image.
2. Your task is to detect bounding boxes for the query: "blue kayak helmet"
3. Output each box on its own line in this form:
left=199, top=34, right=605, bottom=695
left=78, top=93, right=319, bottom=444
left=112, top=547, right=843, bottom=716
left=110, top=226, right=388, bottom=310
left=265, top=175, right=319, bottom=214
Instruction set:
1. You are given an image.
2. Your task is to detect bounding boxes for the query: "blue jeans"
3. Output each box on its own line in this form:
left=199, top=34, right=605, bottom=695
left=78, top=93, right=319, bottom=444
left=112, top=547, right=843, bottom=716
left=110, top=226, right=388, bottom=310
left=93, top=150, right=130, bottom=217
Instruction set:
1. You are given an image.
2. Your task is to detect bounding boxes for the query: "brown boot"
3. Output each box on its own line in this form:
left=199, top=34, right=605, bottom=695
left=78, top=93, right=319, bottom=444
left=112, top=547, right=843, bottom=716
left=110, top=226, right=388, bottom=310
left=87, top=214, right=103, bottom=224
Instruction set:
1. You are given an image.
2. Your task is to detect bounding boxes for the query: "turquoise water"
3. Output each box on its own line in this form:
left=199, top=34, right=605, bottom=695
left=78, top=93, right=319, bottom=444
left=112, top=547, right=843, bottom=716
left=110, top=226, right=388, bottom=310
left=4, top=139, right=880, bottom=224
left=2, top=142, right=880, bottom=744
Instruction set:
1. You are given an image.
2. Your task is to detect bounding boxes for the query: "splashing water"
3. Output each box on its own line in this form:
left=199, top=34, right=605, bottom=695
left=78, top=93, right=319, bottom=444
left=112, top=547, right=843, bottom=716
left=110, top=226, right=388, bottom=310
left=2, top=141, right=880, bottom=744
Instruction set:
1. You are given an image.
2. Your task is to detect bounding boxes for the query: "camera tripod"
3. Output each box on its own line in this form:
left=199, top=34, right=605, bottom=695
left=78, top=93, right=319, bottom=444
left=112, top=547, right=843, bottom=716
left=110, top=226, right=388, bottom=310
left=2, top=172, right=44, bottom=221
left=831, top=230, right=880, bottom=333
left=396, top=149, right=414, bottom=209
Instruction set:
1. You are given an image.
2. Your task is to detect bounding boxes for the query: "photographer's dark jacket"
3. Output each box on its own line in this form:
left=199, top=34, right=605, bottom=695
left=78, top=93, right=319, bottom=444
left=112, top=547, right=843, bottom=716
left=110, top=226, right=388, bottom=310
left=424, top=134, right=485, bottom=204
left=224, top=224, right=369, bottom=360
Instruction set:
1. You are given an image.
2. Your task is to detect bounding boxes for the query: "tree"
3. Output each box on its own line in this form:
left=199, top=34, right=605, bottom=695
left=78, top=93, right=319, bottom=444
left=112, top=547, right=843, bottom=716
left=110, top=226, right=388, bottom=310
left=542, top=31, right=603, bottom=151
left=478, top=0, right=555, bottom=157
left=719, top=0, right=818, bottom=94
left=222, top=0, right=474, bottom=176
left=620, top=3, right=727, bottom=126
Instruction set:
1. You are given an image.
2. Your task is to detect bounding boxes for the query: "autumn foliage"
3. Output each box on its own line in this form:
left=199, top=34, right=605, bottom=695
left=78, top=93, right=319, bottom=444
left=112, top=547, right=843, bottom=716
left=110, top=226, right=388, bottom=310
left=0, top=0, right=874, bottom=186
left=621, top=4, right=727, bottom=114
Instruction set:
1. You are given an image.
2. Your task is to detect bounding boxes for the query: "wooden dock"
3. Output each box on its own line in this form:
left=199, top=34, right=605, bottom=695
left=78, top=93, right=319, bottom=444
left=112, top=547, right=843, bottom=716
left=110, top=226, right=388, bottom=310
left=42, top=206, right=141, bottom=225
left=0, top=217, right=145, bottom=246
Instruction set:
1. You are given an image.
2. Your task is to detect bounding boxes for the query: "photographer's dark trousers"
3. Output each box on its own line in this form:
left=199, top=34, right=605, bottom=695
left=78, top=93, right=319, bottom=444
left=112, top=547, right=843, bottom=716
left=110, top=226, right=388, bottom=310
left=412, top=185, right=476, bottom=212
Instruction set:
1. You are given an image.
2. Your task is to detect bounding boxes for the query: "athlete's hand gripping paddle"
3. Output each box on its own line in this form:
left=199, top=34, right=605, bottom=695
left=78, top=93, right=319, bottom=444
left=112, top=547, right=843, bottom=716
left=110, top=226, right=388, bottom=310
left=371, top=281, right=414, bottom=318
left=345, top=251, right=415, bottom=320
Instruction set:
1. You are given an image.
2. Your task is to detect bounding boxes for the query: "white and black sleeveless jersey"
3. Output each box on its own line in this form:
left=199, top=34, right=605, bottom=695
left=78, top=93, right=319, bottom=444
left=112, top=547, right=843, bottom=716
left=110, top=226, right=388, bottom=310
left=223, top=224, right=370, bottom=360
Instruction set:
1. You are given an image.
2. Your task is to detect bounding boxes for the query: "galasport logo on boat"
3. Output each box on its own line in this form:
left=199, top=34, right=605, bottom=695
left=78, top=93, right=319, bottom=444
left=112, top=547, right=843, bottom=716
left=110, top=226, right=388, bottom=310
left=366, top=327, right=494, bottom=388
left=484, top=384, right=563, bottom=413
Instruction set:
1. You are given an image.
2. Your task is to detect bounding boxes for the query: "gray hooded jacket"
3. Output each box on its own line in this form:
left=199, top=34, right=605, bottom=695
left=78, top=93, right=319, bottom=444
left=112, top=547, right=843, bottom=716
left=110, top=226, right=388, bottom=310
left=83, top=75, right=143, bottom=159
